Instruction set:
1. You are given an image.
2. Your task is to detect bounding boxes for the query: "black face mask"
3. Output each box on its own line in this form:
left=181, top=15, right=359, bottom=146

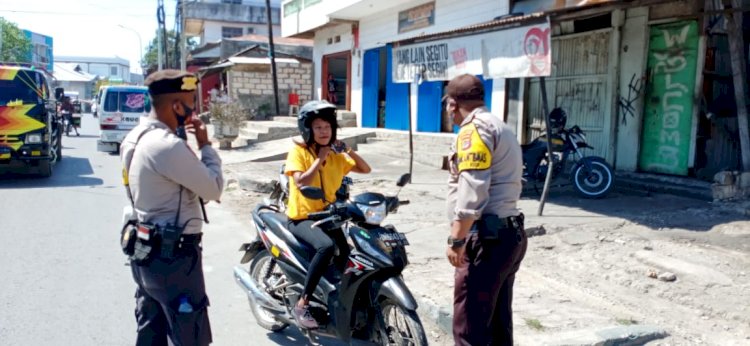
left=174, top=101, right=194, bottom=140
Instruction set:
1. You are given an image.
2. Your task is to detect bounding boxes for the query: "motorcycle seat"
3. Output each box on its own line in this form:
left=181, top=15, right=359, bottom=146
left=258, top=212, right=316, bottom=260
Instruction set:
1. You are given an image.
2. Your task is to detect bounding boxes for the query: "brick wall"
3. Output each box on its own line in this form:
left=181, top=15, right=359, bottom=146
left=228, top=61, right=313, bottom=119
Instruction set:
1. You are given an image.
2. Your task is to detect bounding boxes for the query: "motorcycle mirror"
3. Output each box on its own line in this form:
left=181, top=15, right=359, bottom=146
left=396, top=173, right=411, bottom=187
left=300, top=186, right=325, bottom=200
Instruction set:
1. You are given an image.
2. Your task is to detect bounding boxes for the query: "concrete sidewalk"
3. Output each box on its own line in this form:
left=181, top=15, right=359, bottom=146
left=216, top=136, right=750, bottom=345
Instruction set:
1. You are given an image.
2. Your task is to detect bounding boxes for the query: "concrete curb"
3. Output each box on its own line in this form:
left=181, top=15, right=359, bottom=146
left=415, top=296, right=453, bottom=337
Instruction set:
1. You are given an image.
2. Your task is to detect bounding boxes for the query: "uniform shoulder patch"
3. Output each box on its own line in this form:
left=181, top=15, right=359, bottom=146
left=456, top=123, right=492, bottom=172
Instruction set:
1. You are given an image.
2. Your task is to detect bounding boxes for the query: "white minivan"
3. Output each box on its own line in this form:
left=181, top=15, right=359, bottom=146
left=97, top=86, right=150, bottom=153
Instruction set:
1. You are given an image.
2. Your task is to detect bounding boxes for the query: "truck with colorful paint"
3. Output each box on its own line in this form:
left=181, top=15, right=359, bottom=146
left=0, top=63, right=62, bottom=177
left=96, top=85, right=150, bottom=153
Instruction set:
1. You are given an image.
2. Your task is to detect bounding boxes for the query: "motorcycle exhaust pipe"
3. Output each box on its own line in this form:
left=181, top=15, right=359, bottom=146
left=233, top=266, right=286, bottom=313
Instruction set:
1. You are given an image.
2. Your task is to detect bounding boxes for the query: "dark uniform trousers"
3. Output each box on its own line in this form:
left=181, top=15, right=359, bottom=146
left=453, top=223, right=528, bottom=346
left=131, top=243, right=212, bottom=346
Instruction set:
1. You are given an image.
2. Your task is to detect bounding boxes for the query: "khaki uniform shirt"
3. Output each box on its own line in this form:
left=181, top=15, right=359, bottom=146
left=447, top=107, right=523, bottom=221
left=121, top=118, right=224, bottom=234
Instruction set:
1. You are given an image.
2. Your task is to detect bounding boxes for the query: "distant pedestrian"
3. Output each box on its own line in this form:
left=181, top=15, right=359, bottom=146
left=209, top=84, right=220, bottom=103
left=444, top=74, right=527, bottom=346
left=326, top=74, right=337, bottom=104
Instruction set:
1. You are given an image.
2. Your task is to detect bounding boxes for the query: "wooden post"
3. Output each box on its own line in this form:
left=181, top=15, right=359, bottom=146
left=724, top=0, right=750, bottom=171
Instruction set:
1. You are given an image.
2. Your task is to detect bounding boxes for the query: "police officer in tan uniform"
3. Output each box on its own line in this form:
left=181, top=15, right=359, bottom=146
left=121, top=70, right=224, bottom=345
left=444, top=74, right=527, bottom=346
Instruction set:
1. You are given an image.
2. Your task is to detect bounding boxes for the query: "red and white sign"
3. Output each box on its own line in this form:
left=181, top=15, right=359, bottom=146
left=484, top=20, right=552, bottom=78
left=392, top=19, right=552, bottom=82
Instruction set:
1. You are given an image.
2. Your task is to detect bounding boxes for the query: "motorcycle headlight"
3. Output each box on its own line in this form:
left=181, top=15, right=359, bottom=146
left=357, top=203, right=387, bottom=225
left=25, top=134, right=42, bottom=144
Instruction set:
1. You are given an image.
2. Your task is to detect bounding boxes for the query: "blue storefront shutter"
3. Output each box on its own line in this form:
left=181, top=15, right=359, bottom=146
left=361, top=48, right=380, bottom=128
left=385, top=44, right=409, bottom=130
left=478, top=75, right=493, bottom=111
left=417, top=80, right=443, bottom=132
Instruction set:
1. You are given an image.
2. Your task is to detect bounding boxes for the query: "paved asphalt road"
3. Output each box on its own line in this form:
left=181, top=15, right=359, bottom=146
left=0, top=115, right=340, bottom=346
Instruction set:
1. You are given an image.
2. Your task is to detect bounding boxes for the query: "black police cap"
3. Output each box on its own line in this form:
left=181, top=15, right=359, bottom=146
left=144, top=69, right=199, bottom=96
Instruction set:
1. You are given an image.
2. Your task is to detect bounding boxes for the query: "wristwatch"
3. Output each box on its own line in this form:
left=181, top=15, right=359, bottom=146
left=447, top=236, right=467, bottom=249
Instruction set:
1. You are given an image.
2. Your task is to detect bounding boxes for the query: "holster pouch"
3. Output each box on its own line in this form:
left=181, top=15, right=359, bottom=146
left=120, top=220, right=138, bottom=256
left=476, top=214, right=503, bottom=240
left=159, top=224, right=183, bottom=260
left=131, top=223, right=157, bottom=265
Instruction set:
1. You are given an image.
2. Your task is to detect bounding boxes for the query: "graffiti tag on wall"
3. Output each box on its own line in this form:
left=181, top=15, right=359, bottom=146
left=618, top=74, right=644, bottom=125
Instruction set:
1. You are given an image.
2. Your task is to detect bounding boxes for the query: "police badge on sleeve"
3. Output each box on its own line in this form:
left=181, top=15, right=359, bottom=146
left=456, top=123, right=492, bottom=172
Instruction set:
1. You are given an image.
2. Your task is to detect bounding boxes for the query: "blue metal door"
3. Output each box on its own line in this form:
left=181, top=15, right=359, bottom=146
left=385, top=45, right=409, bottom=130
left=478, top=75, right=493, bottom=111
left=417, top=80, right=443, bottom=132
left=361, top=48, right=380, bottom=128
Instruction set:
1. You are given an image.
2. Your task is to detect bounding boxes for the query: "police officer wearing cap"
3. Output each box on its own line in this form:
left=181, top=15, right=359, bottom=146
left=444, top=74, right=527, bottom=346
left=121, top=70, right=224, bottom=345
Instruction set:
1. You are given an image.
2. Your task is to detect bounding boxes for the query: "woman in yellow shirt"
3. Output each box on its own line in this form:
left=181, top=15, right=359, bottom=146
left=284, top=101, right=371, bottom=329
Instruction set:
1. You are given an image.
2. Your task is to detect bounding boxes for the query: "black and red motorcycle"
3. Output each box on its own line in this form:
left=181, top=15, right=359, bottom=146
left=234, top=173, right=427, bottom=345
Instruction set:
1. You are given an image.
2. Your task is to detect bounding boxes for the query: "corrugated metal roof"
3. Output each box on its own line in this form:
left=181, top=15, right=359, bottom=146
left=57, top=56, right=130, bottom=66
left=390, top=12, right=548, bottom=46
left=53, top=63, right=97, bottom=82
left=228, top=34, right=313, bottom=47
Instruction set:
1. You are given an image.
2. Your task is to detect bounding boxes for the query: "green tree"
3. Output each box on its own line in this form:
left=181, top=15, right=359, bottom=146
left=144, top=30, right=197, bottom=74
left=0, top=18, right=32, bottom=62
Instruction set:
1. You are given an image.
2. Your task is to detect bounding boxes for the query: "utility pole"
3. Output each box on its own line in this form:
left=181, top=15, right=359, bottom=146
left=180, top=0, right=187, bottom=70
left=723, top=0, right=750, bottom=170
left=266, top=0, right=280, bottom=115
left=157, top=0, right=165, bottom=70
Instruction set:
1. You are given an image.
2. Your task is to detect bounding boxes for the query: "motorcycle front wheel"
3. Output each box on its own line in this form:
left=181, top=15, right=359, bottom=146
left=248, top=250, right=289, bottom=332
left=376, top=300, right=428, bottom=346
left=572, top=157, right=614, bottom=198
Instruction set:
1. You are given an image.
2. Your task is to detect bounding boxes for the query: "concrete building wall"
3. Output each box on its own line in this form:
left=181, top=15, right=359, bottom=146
left=202, top=21, right=281, bottom=43
left=228, top=61, right=313, bottom=117
left=615, top=7, right=650, bottom=171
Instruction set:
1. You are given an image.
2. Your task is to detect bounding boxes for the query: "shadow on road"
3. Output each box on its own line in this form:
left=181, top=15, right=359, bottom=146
left=0, top=156, right=103, bottom=189
left=521, top=184, right=745, bottom=233
left=266, top=329, right=369, bottom=346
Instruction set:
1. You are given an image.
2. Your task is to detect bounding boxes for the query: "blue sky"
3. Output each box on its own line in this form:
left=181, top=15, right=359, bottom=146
left=2, top=0, right=178, bottom=73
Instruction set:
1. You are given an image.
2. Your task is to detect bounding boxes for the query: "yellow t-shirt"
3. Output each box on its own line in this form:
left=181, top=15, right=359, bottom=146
left=284, top=144, right=356, bottom=220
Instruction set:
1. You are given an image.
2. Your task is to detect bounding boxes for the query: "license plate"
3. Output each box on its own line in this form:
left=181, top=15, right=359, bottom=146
left=380, top=232, right=410, bottom=247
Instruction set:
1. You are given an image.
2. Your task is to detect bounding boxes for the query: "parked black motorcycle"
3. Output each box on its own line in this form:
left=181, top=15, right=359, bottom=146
left=522, top=108, right=614, bottom=198
left=234, top=173, right=428, bottom=345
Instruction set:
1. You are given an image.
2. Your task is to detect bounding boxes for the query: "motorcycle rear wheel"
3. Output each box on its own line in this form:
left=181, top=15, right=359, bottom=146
left=572, top=158, right=613, bottom=198
left=376, top=300, right=428, bottom=346
left=249, top=250, right=289, bottom=332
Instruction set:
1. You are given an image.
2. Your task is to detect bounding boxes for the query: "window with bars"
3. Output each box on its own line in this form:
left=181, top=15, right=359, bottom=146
left=222, top=27, right=244, bottom=38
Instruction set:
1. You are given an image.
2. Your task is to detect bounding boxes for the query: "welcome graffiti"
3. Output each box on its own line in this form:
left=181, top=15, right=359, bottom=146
left=640, top=21, right=699, bottom=175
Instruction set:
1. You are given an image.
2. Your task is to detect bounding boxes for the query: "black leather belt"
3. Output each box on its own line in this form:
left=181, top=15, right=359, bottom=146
left=470, top=213, right=524, bottom=232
